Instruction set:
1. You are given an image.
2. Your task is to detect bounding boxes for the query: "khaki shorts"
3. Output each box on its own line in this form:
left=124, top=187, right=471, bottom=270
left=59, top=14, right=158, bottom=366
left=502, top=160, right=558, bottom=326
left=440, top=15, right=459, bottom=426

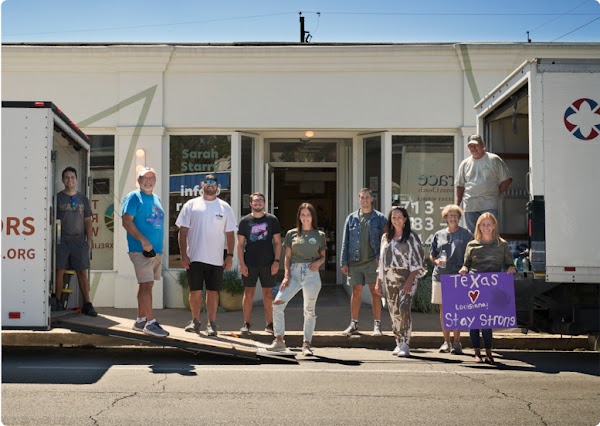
left=128, top=252, right=162, bottom=283
left=431, top=279, right=443, bottom=305
left=347, top=259, right=378, bottom=286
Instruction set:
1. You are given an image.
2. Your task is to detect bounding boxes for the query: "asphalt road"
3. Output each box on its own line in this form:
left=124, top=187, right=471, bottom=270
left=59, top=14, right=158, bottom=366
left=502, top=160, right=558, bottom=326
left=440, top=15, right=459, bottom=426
left=2, top=347, right=599, bottom=425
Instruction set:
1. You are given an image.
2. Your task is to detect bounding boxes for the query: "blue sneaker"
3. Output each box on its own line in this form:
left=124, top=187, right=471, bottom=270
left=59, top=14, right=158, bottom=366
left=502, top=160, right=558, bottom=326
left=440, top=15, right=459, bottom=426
left=143, top=321, right=169, bottom=337
left=132, top=319, right=147, bottom=332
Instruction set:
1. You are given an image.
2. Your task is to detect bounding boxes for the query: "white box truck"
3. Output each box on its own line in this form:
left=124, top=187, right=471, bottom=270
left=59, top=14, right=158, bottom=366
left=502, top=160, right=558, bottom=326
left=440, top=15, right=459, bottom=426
left=474, top=59, right=600, bottom=343
left=1, top=101, right=90, bottom=330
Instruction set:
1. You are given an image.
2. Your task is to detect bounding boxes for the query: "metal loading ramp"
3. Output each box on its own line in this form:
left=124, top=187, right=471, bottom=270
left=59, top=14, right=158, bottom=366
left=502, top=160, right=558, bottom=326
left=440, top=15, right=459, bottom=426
left=52, top=312, right=297, bottom=363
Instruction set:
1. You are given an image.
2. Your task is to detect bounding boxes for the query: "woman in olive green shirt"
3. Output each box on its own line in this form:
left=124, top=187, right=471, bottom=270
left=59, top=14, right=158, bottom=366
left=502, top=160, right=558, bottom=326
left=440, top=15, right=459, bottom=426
left=266, top=203, right=326, bottom=356
left=459, top=212, right=516, bottom=364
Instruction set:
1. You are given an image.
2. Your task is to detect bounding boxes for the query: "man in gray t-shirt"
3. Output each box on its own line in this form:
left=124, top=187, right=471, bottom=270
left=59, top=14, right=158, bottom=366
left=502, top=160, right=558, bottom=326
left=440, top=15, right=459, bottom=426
left=55, top=167, right=96, bottom=316
left=456, top=134, right=512, bottom=233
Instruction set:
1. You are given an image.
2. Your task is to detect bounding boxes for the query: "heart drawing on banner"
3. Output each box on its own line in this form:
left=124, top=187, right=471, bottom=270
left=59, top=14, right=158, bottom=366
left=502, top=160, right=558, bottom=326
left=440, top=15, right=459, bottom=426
left=468, top=290, right=480, bottom=303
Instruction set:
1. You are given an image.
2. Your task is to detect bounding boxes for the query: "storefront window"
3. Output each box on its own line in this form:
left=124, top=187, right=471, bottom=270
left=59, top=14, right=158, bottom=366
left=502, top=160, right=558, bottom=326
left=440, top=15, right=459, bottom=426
left=89, top=135, right=115, bottom=270
left=392, top=135, right=454, bottom=246
left=364, top=136, right=381, bottom=210
left=169, top=135, right=231, bottom=268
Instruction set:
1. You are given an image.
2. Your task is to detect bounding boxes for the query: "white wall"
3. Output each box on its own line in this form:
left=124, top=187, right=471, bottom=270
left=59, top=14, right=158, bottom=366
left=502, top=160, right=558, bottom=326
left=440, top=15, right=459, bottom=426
left=3, top=42, right=600, bottom=308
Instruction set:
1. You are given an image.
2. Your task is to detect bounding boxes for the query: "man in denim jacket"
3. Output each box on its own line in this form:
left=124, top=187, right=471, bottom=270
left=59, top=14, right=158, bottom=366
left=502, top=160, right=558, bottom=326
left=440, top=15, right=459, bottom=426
left=340, top=188, right=387, bottom=336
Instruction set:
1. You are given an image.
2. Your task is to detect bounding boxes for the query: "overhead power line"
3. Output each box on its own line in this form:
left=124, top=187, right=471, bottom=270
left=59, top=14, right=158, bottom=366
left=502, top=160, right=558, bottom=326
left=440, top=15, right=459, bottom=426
left=4, top=9, right=600, bottom=38
left=551, top=15, right=600, bottom=41
left=3, top=11, right=297, bottom=37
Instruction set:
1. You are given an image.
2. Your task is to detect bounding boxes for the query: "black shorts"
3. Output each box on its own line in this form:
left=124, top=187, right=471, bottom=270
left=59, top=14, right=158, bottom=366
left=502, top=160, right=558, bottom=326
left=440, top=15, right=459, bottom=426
left=56, top=239, right=90, bottom=270
left=242, top=265, right=277, bottom=288
left=187, top=262, right=224, bottom=292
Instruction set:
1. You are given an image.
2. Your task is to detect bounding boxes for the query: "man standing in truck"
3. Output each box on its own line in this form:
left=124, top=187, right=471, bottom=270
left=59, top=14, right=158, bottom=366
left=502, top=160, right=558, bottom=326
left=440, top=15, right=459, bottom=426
left=55, top=166, right=97, bottom=316
left=456, top=134, right=512, bottom=233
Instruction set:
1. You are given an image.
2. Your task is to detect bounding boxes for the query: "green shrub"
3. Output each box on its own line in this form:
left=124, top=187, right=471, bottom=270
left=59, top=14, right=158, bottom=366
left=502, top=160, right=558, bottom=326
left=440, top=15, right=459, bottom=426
left=177, top=269, right=188, bottom=289
left=412, top=259, right=440, bottom=313
left=221, top=269, right=244, bottom=295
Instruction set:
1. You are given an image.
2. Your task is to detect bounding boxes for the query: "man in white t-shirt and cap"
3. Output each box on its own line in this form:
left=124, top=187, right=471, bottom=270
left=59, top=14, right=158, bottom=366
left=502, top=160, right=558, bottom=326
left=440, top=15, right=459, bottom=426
left=176, top=174, right=237, bottom=337
left=456, top=134, right=512, bottom=233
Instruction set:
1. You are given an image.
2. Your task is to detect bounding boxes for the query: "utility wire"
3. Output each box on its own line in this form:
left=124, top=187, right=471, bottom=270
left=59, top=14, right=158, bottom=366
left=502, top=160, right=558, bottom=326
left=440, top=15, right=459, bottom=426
left=5, top=9, right=599, bottom=39
left=529, top=0, right=591, bottom=33
left=3, top=11, right=297, bottom=37
left=551, top=15, right=600, bottom=41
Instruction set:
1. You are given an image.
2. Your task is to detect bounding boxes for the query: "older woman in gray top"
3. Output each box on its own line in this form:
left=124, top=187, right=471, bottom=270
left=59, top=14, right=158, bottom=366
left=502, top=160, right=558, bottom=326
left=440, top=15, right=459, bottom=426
left=459, top=212, right=516, bottom=364
left=430, top=204, right=473, bottom=355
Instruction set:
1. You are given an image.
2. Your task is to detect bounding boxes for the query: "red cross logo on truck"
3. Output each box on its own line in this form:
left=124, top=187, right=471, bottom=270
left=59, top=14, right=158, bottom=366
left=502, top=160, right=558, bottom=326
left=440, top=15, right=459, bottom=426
left=564, top=98, right=600, bottom=141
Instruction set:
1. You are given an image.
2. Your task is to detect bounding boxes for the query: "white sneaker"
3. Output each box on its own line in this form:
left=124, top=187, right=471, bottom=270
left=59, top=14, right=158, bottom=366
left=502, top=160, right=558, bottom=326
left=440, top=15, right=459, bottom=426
left=398, top=343, right=410, bottom=357
left=392, top=345, right=402, bottom=356
left=373, top=320, right=383, bottom=337
left=266, top=339, right=287, bottom=352
left=302, top=342, right=314, bottom=356
left=342, top=321, right=359, bottom=336
left=439, top=341, right=451, bottom=353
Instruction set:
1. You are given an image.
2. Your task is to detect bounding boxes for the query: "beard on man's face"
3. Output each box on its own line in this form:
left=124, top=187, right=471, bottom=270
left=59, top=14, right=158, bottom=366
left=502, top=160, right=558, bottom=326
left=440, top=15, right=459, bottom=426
left=203, top=185, right=217, bottom=196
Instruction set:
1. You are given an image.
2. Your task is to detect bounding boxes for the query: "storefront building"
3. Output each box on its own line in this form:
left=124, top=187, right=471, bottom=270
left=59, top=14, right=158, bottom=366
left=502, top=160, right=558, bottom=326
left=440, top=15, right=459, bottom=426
left=3, top=42, right=600, bottom=308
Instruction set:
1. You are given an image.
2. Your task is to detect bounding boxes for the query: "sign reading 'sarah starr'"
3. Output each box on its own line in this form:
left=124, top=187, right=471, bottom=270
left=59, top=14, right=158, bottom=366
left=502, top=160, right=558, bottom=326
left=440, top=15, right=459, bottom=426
left=441, top=272, right=516, bottom=330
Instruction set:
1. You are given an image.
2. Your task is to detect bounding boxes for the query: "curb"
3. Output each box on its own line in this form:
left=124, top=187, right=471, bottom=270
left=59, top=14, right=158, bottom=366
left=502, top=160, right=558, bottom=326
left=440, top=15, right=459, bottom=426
left=2, top=329, right=591, bottom=351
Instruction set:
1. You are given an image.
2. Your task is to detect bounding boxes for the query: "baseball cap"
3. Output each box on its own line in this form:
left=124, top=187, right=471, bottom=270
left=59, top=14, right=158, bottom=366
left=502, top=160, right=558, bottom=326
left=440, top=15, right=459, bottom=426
left=137, top=167, right=156, bottom=178
left=467, top=134, right=484, bottom=145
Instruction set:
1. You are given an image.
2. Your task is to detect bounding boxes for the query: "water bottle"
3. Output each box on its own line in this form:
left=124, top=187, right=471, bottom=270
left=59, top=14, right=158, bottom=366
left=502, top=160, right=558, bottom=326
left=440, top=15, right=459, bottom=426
left=439, top=250, right=447, bottom=268
left=516, top=256, right=523, bottom=272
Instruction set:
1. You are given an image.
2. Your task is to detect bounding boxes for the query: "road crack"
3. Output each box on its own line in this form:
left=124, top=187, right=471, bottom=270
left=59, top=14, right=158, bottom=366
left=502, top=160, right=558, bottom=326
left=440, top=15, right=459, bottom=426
left=452, top=371, right=548, bottom=425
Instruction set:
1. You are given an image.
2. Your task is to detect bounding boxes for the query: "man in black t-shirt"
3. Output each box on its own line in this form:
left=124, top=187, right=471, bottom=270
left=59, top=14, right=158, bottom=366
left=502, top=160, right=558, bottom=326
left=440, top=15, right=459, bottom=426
left=237, top=192, right=282, bottom=334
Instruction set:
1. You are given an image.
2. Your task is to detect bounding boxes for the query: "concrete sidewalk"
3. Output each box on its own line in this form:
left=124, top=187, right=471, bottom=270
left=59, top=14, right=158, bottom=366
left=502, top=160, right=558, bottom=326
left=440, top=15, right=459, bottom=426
left=2, top=286, right=591, bottom=351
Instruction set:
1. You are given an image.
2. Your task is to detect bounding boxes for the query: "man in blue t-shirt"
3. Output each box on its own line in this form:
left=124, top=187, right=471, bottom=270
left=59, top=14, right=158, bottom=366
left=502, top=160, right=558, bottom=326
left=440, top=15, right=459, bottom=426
left=121, top=167, right=168, bottom=338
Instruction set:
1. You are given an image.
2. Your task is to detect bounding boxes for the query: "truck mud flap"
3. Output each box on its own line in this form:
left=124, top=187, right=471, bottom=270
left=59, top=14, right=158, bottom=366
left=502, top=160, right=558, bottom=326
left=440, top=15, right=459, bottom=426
left=52, top=312, right=297, bottom=364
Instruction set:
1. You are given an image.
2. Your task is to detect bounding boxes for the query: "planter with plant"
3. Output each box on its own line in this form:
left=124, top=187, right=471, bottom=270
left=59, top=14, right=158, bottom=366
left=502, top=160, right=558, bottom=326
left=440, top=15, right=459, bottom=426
left=219, top=268, right=244, bottom=311
left=177, top=269, right=191, bottom=310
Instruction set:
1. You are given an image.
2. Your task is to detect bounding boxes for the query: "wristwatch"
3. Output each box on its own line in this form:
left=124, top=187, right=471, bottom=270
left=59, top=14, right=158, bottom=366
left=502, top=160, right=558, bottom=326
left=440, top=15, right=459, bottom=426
left=273, top=259, right=280, bottom=262
left=226, top=253, right=233, bottom=257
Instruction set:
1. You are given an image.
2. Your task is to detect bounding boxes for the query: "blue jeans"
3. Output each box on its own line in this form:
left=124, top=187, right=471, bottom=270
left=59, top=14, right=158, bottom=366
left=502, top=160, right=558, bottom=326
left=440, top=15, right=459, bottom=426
left=464, top=209, right=498, bottom=234
left=470, top=328, right=493, bottom=349
left=273, top=263, right=322, bottom=342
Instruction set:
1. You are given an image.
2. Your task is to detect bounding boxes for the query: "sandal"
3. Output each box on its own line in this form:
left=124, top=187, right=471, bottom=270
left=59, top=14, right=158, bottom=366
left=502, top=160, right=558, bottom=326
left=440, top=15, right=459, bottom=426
left=485, top=356, right=495, bottom=365
left=474, top=355, right=484, bottom=363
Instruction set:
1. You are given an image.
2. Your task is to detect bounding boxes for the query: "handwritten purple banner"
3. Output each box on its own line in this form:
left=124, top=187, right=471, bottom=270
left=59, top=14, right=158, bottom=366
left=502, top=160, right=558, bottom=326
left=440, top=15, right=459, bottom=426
left=440, top=272, right=516, bottom=330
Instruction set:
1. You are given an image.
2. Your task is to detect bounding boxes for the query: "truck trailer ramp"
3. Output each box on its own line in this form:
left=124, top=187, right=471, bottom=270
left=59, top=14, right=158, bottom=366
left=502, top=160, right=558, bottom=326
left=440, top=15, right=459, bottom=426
left=52, top=312, right=297, bottom=363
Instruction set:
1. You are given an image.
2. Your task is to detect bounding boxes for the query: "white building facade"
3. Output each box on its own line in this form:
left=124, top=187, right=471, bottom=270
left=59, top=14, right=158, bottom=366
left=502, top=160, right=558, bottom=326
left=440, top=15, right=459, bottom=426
left=3, top=42, right=600, bottom=309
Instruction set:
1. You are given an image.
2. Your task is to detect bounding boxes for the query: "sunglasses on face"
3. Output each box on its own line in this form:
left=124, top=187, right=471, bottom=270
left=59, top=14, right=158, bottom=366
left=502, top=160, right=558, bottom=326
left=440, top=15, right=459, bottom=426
left=204, top=179, right=217, bottom=185
left=70, top=195, right=77, bottom=207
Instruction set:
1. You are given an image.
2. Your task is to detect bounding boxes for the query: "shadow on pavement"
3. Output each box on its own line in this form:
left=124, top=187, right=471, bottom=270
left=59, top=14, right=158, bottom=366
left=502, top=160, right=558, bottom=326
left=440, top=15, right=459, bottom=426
left=1, top=347, right=261, bottom=385
left=488, top=350, right=600, bottom=376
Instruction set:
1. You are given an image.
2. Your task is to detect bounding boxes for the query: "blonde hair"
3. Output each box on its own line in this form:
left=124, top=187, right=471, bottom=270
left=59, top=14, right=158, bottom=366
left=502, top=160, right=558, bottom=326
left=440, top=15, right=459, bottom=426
left=474, top=212, right=500, bottom=243
left=441, top=204, right=464, bottom=220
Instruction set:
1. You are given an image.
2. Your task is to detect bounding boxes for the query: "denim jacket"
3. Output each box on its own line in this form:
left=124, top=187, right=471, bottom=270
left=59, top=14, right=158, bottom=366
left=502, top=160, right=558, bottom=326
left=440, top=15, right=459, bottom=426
left=340, top=209, right=387, bottom=266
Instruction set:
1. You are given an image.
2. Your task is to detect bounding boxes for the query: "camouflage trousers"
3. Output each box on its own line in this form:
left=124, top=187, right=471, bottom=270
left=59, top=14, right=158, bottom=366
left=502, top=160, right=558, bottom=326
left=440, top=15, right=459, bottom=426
left=383, top=268, right=417, bottom=345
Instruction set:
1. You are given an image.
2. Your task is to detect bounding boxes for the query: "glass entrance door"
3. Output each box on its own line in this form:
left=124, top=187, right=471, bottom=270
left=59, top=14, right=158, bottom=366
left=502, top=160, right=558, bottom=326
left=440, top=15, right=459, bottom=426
left=266, top=166, right=338, bottom=284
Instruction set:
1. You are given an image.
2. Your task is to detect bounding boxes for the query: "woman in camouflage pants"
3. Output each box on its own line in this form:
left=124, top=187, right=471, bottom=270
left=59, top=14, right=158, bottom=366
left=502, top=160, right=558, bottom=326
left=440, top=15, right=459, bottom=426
left=375, top=207, right=427, bottom=357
